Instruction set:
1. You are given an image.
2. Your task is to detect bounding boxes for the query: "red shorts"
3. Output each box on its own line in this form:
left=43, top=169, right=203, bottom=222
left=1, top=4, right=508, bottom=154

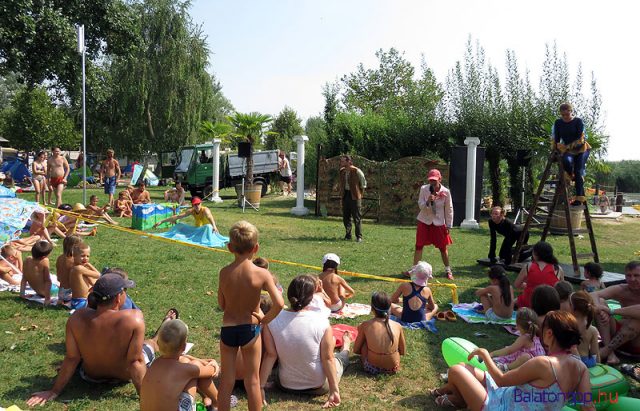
left=49, top=177, right=65, bottom=188
left=415, top=221, right=452, bottom=251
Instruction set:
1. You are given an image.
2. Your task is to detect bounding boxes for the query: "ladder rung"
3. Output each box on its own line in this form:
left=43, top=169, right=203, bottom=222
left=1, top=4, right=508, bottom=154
left=575, top=253, right=595, bottom=259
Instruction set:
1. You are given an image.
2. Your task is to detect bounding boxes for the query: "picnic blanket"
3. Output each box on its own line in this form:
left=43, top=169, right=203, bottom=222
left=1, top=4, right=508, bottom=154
left=0, top=185, right=17, bottom=198
left=0, top=273, right=60, bottom=306
left=0, top=198, right=44, bottom=243
left=329, top=303, right=371, bottom=319
left=151, top=223, right=229, bottom=248
left=451, top=302, right=516, bottom=325
left=390, top=315, right=438, bottom=333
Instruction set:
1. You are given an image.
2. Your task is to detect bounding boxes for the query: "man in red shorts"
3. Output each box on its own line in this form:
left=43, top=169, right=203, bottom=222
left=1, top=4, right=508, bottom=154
left=47, top=147, right=70, bottom=207
left=412, top=169, right=454, bottom=279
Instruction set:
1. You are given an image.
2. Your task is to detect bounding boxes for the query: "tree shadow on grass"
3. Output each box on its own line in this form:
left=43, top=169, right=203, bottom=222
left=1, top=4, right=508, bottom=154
left=46, top=342, right=65, bottom=355
left=3, top=373, right=134, bottom=408
left=397, top=393, right=432, bottom=409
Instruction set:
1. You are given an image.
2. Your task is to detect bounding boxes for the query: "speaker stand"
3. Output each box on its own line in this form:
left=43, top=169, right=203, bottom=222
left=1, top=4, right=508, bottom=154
left=239, top=158, right=258, bottom=213
left=514, top=166, right=539, bottom=225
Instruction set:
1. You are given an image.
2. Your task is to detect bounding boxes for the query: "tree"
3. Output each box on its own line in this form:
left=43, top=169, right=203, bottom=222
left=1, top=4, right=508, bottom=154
left=227, top=112, right=273, bottom=184
left=0, top=87, right=80, bottom=150
left=304, top=116, right=328, bottom=187
left=266, top=106, right=304, bottom=152
left=199, top=120, right=233, bottom=146
left=105, top=0, right=219, bottom=158
left=0, top=0, right=137, bottom=92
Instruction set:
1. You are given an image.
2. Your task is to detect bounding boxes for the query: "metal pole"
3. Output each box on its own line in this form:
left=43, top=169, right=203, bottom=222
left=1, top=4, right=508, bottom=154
left=78, top=25, right=87, bottom=204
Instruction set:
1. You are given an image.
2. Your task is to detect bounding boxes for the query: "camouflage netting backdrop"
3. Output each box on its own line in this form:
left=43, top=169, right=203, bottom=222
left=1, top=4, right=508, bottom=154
left=317, top=156, right=448, bottom=225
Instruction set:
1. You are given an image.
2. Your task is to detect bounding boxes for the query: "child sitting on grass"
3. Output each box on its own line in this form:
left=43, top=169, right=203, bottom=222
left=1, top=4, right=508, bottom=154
left=253, top=257, right=283, bottom=294
left=554, top=280, right=574, bottom=312
left=217, top=221, right=284, bottom=411
left=69, top=243, right=100, bottom=310
left=55, top=235, right=83, bottom=305
left=308, top=274, right=332, bottom=316
left=115, top=191, right=133, bottom=217
left=570, top=291, right=600, bottom=368
left=0, top=244, right=22, bottom=285
left=475, top=265, right=514, bottom=320
left=140, top=319, right=220, bottom=411
left=391, top=261, right=439, bottom=323
left=29, top=209, right=66, bottom=243
left=490, top=307, right=545, bottom=371
left=20, top=241, right=54, bottom=305
left=319, top=253, right=355, bottom=313
left=86, top=195, right=119, bottom=225
left=581, top=262, right=605, bottom=293
left=354, top=291, right=406, bottom=375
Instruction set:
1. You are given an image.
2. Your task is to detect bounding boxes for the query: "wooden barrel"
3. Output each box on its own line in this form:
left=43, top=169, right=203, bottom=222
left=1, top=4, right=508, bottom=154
left=550, top=204, right=583, bottom=232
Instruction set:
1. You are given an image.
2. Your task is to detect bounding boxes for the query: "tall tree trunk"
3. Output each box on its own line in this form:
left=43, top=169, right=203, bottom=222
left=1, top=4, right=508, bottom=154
left=506, top=157, right=521, bottom=213
left=486, top=150, right=503, bottom=206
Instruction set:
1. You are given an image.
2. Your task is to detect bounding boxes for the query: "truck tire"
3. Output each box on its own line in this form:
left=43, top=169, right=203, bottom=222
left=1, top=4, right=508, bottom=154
left=189, top=188, right=200, bottom=198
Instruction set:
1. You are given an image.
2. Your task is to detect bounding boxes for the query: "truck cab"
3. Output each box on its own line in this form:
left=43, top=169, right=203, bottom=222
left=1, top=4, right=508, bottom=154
left=174, top=143, right=278, bottom=198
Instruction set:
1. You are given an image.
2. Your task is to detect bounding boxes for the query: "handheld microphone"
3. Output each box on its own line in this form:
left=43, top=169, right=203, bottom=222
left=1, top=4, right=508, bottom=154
left=429, top=185, right=435, bottom=207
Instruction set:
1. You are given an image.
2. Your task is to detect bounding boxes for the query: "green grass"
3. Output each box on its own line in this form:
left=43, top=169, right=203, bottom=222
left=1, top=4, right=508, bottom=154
left=1, top=187, right=639, bottom=410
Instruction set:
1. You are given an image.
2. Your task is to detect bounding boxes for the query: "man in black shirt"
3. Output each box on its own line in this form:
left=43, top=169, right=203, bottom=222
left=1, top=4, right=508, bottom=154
left=488, top=206, right=529, bottom=265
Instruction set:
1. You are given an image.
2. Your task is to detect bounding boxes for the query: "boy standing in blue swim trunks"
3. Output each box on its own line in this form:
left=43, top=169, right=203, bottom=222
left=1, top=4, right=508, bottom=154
left=217, top=221, right=284, bottom=411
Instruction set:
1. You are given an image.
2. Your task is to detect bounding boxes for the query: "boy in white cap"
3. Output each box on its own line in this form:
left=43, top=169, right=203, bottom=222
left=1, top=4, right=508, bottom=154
left=391, top=261, right=439, bottom=323
left=319, top=253, right=355, bottom=313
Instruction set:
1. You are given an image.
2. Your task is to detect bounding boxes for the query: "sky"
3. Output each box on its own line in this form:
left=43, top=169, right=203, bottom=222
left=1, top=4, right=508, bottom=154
left=190, top=0, right=640, bottom=161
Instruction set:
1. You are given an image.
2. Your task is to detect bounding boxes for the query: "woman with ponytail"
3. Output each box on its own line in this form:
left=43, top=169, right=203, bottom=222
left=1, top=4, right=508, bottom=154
left=475, top=265, right=514, bottom=321
left=354, top=292, right=406, bottom=375
left=570, top=291, right=600, bottom=367
left=259, top=275, right=351, bottom=408
left=514, top=241, right=565, bottom=308
left=432, top=311, right=594, bottom=410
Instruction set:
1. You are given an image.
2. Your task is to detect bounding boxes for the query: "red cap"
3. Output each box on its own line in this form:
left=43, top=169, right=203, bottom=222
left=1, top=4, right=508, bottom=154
left=427, top=169, right=442, bottom=181
left=191, top=196, right=202, bottom=205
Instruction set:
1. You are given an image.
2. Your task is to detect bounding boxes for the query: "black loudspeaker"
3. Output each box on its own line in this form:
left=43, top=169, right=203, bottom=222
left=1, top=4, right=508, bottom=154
left=238, top=142, right=252, bottom=158
left=450, top=145, right=485, bottom=227
left=516, top=150, right=532, bottom=167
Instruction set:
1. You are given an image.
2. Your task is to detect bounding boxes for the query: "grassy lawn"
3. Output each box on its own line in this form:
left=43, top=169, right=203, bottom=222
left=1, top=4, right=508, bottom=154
left=1, top=187, right=639, bottom=410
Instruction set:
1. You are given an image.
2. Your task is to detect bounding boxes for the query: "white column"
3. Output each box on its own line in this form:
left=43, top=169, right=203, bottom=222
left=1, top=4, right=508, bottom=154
left=460, top=137, right=481, bottom=229
left=210, top=139, right=223, bottom=203
left=291, top=135, right=310, bottom=216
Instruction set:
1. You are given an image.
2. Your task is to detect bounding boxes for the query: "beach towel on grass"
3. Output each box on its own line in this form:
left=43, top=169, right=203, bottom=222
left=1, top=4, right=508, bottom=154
left=152, top=223, right=229, bottom=248
left=390, top=315, right=438, bottom=333
left=329, top=303, right=371, bottom=319
left=451, top=302, right=516, bottom=325
left=0, top=273, right=60, bottom=306
left=0, top=198, right=44, bottom=242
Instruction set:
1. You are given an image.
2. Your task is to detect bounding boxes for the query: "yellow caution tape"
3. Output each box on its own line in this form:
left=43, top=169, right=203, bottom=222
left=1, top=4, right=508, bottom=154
left=46, top=207, right=459, bottom=303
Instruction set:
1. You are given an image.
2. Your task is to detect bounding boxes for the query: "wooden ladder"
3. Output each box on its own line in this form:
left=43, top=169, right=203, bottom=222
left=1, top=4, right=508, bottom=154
left=512, top=151, right=599, bottom=275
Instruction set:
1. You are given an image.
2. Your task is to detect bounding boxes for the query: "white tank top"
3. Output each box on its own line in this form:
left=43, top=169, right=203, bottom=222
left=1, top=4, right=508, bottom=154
left=268, top=309, right=329, bottom=389
left=279, top=157, right=292, bottom=177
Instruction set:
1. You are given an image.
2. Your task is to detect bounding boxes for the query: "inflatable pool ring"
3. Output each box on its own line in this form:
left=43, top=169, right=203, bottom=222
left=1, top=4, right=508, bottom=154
left=604, top=396, right=640, bottom=411
left=607, top=300, right=623, bottom=321
left=565, top=364, right=630, bottom=410
left=332, top=324, right=358, bottom=348
left=441, top=337, right=487, bottom=371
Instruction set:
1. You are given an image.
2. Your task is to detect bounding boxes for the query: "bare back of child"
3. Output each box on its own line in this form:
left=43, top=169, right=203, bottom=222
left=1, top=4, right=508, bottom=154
left=20, top=241, right=54, bottom=304
left=355, top=292, right=406, bottom=374
left=319, top=253, right=354, bottom=312
left=217, top=221, right=284, bottom=411
left=476, top=266, right=514, bottom=320
left=141, top=319, right=220, bottom=411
